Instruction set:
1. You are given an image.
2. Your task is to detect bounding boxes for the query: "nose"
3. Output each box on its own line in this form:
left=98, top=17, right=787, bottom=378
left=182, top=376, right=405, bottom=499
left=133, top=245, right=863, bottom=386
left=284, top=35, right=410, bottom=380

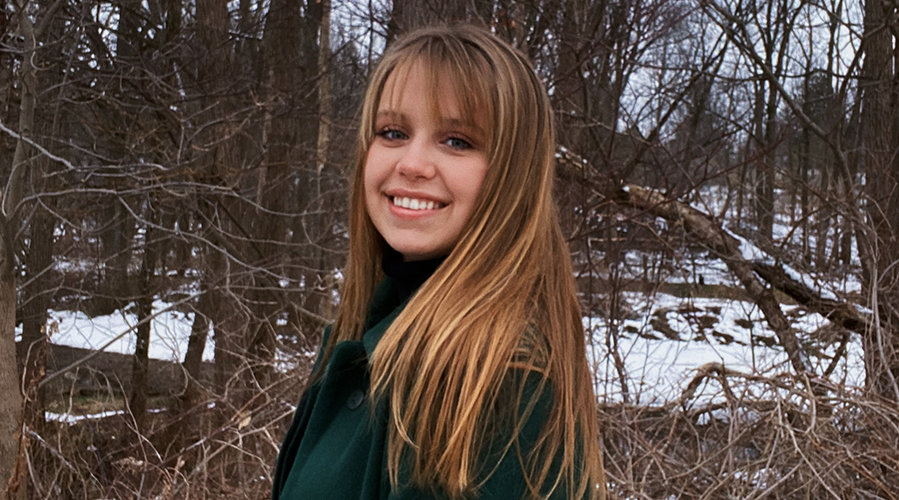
left=396, top=139, right=436, bottom=180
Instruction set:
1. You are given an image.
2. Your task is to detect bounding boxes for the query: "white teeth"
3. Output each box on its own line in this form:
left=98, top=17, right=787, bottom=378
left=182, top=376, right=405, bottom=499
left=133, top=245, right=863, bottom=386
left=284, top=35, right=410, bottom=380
left=393, top=196, right=442, bottom=210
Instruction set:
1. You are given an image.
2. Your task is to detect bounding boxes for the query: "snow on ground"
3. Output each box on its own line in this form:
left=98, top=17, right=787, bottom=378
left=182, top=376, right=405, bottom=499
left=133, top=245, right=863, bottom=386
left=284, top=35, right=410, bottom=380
left=45, top=407, right=168, bottom=426
left=587, top=292, right=865, bottom=406
left=18, top=290, right=864, bottom=411
left=15, top=298, right=215, bottom=363
left=45, top=409, right=126, bottom=425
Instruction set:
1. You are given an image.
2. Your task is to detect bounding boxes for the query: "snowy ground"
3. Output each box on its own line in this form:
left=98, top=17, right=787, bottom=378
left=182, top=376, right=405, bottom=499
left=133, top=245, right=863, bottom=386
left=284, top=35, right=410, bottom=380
left=15, top=298, right=215, bottom=364
left=18, top=287, right=865, bottom=414
left=587, top=292, right=864, bottom=406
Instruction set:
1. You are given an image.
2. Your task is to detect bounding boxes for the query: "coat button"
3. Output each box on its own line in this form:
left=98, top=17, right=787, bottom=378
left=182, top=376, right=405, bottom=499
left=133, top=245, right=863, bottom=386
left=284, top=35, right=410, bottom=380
left=346, top=389, right=365, bottom=410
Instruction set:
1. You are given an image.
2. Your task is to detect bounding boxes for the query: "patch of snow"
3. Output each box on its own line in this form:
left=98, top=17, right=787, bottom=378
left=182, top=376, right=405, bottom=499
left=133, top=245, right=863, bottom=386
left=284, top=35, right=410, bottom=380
left=586, top=292, right=865, bottom=406
left=46, top=410, right=124, bottom=425
left=20, top=299, right=215, bottom=363
left=46, top=407, right=165, bottom=426
left=52, top=257, right=96, bottom=274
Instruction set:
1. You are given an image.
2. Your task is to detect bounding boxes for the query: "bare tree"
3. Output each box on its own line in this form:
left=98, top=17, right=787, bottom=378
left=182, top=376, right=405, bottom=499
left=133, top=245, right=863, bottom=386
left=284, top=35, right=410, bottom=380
left=0, top=0, right=39, bottom=494
left=859, top=0, right=899, bottom=400
left=386, top=0, right=474, bottom=43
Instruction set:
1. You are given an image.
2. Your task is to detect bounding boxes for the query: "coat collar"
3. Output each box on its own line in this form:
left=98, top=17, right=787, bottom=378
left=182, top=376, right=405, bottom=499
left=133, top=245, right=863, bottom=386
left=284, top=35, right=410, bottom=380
left=362, top=276, right=405, bottom=358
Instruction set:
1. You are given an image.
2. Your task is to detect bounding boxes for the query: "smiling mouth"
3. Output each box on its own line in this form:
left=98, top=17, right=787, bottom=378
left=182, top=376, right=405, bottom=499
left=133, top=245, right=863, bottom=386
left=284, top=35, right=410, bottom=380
left=391, top=196, right=445, bottom=211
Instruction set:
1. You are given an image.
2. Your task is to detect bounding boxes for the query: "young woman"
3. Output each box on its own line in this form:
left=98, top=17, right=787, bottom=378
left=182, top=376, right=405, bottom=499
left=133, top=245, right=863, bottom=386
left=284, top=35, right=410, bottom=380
left=272, top=24, right=606, bottom=500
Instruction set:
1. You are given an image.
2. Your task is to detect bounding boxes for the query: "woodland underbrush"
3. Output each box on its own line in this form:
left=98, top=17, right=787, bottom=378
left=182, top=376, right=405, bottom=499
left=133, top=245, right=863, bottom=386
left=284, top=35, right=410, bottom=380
left=15, top=357, right=312, bottom=500
left=14, top=362, right=899, bottom=499
left=601, top=366, right=899, bottom=499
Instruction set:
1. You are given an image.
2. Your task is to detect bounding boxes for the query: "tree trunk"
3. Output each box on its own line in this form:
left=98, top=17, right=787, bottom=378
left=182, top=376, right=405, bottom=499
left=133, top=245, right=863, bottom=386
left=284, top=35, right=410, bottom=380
left=0, top=276, right=22, bottom=497
left=129, top=218, right=156, bottom=431
left=20, top=0, right=68, bottom=437
left=815, top=162, right=832, bottom=267
left=860, top=0, right=899, bottom=401
left=253, top=0, right=308, bottom=391
left=1, top=0, right=36, bottom=495
left=304, top=0, right=333, bottom=332
left=183, top=283, right=211, bottom=395
left=387, top=0, right=472, bottom=43
left=757, top=64, right=781, bottom=242
left=799, top=119, right=811, bottom=263
left=163, top=274, right=212, bottom=453
left=750, top=79, right=768, bottom=237
left=19, top=212, right=53, bottom=421
left=556, top=0, right=588, bottom=154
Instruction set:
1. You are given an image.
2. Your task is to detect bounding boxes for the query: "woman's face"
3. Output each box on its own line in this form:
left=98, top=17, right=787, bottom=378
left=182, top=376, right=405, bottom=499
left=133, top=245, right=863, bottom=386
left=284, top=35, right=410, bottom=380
left=364, top=62, right=489, bottom=261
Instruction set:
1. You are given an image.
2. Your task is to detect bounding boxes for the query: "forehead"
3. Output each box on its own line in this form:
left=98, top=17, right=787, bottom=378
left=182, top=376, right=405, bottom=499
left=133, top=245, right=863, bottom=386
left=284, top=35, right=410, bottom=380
left=377, top=59, right=488, bottom=128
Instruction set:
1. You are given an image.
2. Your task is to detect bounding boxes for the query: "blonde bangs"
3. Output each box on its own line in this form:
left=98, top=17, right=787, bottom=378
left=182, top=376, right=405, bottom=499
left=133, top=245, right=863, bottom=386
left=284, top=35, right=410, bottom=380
left=422, top=50, right=497, bottom=151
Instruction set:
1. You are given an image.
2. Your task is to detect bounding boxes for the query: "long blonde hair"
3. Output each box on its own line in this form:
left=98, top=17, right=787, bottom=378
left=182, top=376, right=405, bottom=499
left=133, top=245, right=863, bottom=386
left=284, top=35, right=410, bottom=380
left=325, top=24, right=605, bottom=500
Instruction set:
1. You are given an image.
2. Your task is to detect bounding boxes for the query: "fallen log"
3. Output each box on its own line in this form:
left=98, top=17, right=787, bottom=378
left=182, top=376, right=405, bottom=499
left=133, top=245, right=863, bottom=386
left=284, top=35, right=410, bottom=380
left=611, top=183, right=814, bottom=376
left=750, top=262, right=868, bottom=334
left=556, top=148, right=873, bottom=380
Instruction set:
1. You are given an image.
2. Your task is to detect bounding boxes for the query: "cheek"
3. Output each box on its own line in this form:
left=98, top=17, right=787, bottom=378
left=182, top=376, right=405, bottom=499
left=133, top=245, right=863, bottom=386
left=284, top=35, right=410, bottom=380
left=362, top=153, right=381, bottom=217
left=468, top=166, right=490, bottom=221
left=362, top=169, right=375, bottom=214
left=363, top=145, right=383, bottom=182
left=459, top=161, right=489, bottom=206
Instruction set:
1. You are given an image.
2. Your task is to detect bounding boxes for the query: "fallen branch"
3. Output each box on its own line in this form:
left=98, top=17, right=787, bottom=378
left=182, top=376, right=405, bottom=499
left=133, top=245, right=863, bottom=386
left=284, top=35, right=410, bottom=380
left=556, top=149, right=872, bottom=381
left=611, top=183, right=814, bottom=376
left=749, top=262, right=868, bottom=334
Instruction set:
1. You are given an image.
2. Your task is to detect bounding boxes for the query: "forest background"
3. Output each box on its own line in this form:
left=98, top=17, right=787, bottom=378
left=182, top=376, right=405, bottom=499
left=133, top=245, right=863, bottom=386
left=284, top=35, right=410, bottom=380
left=2, top=0, right=899, bottom=498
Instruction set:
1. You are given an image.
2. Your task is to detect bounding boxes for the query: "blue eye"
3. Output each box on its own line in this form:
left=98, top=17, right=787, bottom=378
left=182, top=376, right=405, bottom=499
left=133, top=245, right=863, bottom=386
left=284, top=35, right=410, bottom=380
left=377, top=128, right=407, bottom=141
left=445, top=136, right=473, bottom=150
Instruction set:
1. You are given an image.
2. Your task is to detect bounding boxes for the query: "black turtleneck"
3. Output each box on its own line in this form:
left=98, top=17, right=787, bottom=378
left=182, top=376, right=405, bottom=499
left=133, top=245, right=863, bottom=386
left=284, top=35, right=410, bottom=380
left=361, top=248, right=444, bottom=333
left=381, top=248, right=445, bottom=302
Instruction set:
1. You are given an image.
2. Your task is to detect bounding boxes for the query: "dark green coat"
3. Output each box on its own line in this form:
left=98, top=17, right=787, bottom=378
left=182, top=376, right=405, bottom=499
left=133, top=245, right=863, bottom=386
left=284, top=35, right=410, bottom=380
left=272, top=275, right=560, bottom=500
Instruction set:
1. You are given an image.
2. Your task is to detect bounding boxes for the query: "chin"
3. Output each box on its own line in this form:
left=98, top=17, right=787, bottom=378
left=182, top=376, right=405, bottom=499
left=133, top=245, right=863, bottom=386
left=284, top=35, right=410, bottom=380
left=393, top=245, right=443, bottom=262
